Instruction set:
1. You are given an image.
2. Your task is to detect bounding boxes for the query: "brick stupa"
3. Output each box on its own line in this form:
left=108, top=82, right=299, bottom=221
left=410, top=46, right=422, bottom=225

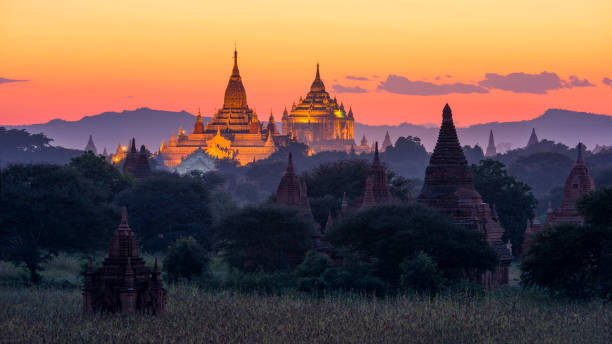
left=123, top=138, right=151, bottom=178
left=418, top=104, right=512, bottom=287
left=83, top=207, right=166, bottom=314
left=546, top=143, right=595, bottom=226
left=362, top=142, right=393, bottom=207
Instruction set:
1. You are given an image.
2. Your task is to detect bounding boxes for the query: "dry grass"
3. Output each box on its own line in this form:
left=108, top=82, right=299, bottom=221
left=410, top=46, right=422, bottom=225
left=0, top=285, right=610, bottom=344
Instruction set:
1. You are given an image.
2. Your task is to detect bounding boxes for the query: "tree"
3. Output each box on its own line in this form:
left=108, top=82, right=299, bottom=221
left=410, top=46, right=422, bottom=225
left=399, top=252, right=444, bottom=295
left=463, top=145, right=485, bottom=165
left=163, top=237, right=209, bottom=282
left=69, top=152, right=131, bottom=202
left=327, top=204, right=498, bottom=283
left=577, top=187, right=612, bottom=227
left=521, top=224, right=612, bottom=300
left=215, top=204, right=314, bottom=272
left=0, top=164, right=116, bottom=283
left=381, top=136, right=429, bottom=178
left=472, top=159, right=537, bottom=256
left=113, top=174, right=214, bottom=252
left=507, top=152, right=573, bottom=197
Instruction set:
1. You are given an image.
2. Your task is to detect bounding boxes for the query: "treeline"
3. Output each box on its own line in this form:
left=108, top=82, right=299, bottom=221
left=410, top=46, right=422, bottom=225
left=0, top=127, right=82, bottom=167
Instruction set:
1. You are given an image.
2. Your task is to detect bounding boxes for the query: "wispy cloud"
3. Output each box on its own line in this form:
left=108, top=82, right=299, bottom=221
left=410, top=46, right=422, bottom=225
left=377, top=75, right=488, bottom=95
left=603, top=77, right=612, bottom=89
left=333, top=84, right=368, bottom=93
left=478, top=72, right=594, bottom=94
left=346, top=75, right=370, bottom=81
left=0, top=77, right=28, bottom=85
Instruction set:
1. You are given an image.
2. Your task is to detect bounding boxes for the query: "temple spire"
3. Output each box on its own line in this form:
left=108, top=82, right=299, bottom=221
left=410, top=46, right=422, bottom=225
left=373, top=142, right=380, bottom=163
left=576, top=142, right=584, bottom=163
left=527, top=128, right=539, bottom=146
left=287, top=152, right=294, bottom=174
left=485, top=129, right=497, bottom=157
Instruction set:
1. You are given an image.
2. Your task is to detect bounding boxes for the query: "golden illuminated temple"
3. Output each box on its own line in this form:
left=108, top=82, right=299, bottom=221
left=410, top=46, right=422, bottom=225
left=158, top=50, right=290, bottom=167
left=282, top=64, right=355, bottom=153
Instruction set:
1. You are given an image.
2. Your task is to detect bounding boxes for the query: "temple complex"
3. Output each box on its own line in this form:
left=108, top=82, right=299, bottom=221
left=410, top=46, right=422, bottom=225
left=84, top=135, right=97, bottom=155
left=527, top=128, right=539, bottom=147
left=159, top=50, right=290, bottom=167
left=418, top=104, right=512, bottom=288
left=83, top=208, right=166, bottom=314
left=282, top=64, right=355, bottom=153
left=123, top=138, right=151, bottom=178
left=362, top=142, right=394, bottom=207
left=546, top=143, right=595, bottom=226
left=485, top=130, right=496, bottom=157
left=381, top=131, right=393, bottom=152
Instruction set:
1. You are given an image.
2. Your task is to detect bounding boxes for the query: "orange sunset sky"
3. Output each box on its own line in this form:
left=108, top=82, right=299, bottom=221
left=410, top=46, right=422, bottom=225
left=1, top=0, right=611, bottom=126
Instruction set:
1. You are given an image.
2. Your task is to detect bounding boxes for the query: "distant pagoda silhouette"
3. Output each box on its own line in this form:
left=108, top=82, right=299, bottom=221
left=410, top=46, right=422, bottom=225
left=123, top=138, right=151, bottom=178
left=362, top=142, right=393, bottom=207
left=527, top=128, right=539, bottom=147
left=84, top=135, right=97, bottom=155
left=485, top=130, right=496, bottom=157
left=546, top=143, right=595, bottom=226
left=83, top=207, right=166, bottom=314
left=418, top=104, right=511, bottom=287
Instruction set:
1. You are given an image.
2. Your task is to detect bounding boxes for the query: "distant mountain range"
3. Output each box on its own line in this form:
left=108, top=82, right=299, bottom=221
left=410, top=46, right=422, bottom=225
left=5, top=108, right=611, bottom=153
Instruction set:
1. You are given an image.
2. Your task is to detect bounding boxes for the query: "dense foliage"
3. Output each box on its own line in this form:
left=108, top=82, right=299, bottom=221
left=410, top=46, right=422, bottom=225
left=522, top=188, right=612, bottom=300
left=214, top=204, right=314, bottom=272
left=0, top=128, right=82, bottom=167
left=114, top=174, right=215, bottom=251
left=0, top=164, right=117, bottom=282
left=327, top=204, right=498, bottom=284
left=472, top=159, right=537, bottom=256
left=163, top=237, right=209, bottom=282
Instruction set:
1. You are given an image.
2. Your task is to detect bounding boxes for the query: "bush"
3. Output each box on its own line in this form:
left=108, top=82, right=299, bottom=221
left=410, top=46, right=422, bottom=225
left=521, top=224, right=612, bottom=300
left=163, top=237, right=209, bottom=283
left=215, top=204, right=314, bottom=272
left=400, top=252, right=444, bottom=295
left=327, top=204, right=498, bottom=284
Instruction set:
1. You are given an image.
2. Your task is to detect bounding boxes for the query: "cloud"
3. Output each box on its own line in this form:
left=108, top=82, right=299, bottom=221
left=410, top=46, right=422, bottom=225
left=124, top=95, right=134, bottom=99
left=0, top=77, right=28, bottom=85
left=377, top=75, right=489, bottom=95
left=478, top=72, right=593, bottom=94
left=346, top=75, right=370, bottom=81
left=372, top=75, right=380, bottom=79
left=603, top=77, right=612, bottom=89
left=332, top=84, right=368, bottom=93
left=566, top=75, right=594, bottom=87
left=445, top=74, right=452, bottom=78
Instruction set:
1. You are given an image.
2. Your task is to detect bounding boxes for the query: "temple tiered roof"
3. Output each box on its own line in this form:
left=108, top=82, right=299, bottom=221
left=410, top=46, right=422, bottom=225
left=418, top=104, right=511, bottom=288
left=547, top=143, right=595, bottom=226
left=83, top=208, right=166, bottom=314
left=362, top=142, right=392, bottom=207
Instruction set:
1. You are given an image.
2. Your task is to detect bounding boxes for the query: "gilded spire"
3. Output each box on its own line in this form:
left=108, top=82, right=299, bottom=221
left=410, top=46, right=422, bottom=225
left=576, top=142, right=584, bottom=163
left=310, top=63, right=325, bottom=92
left=223, top=48, right=248, bottom=109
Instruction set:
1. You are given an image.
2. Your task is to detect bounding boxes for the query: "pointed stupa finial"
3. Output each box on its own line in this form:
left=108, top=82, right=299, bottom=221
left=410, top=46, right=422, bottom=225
left=341, top=191, right=348, bottom=212
left=231, top=46, right=239, bottom=77
left=287, top=152, right=294, bottom=172
left=121, top=206, right=128, bottom=226
left=527, top=128, right=539, bottom=146
left=442, top=103, right=453, bottom=123
left=576, top=142, right=584, bottom=163
left=374, top=142, right=380, bottom=163
left=153, top=257, right=159, bottom=272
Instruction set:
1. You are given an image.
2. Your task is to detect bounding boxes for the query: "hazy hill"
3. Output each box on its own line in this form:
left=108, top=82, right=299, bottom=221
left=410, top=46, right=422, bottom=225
left=5, top=108, right=612, bottom=153
left=357, top=109, right=612, bottom=152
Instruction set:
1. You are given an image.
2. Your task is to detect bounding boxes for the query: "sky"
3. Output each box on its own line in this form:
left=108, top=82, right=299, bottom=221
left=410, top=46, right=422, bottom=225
left=1, top=0, right=611, bottom=126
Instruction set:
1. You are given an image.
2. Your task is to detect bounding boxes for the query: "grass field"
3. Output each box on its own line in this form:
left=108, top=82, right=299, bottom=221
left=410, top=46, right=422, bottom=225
left=0, top=255, right=610, bottom=343
left=0, top=285, right=610, bottom=343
